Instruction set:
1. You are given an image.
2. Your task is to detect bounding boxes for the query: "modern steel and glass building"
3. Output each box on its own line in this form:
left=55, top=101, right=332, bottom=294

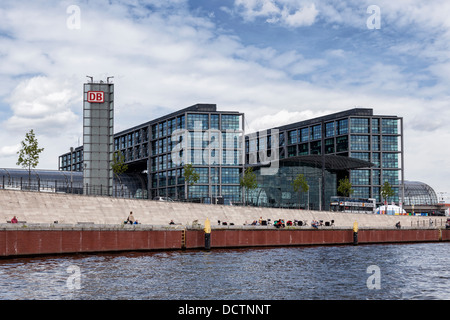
left=59, top=105, right=404, bottom=209
left=244, top=108, right=404, bottom=209
left=60, top=103, right=245, bottom=204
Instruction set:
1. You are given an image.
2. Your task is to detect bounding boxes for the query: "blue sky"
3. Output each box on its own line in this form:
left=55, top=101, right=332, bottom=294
left=0, top=0, right=449, bottom=199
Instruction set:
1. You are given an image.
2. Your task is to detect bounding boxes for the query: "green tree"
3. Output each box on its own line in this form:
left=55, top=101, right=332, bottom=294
left=240, top=167, right=258, bottom=206
left=183, top=164, right=199, bottom=201
left=337, top=177, right=354, bottom=197
left=111, top=150, right=128, bottom=196
left=291, top=173, right=309, bottom=209
left=381, top=181, right=395, bottom=204
left=17, top=129, right=44, bottom=189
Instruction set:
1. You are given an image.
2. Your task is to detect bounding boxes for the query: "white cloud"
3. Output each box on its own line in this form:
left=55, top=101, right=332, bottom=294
left=232, top=0, right=318, bottom=27
left=4, top=76, right=79, bottom=135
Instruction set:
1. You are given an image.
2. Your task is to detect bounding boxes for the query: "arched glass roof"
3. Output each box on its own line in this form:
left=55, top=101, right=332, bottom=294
left=403, top=180, right=438, bottom=205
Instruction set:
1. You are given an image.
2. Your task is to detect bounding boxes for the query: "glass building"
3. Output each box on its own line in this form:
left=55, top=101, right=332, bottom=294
left=403, top=181, right=438, bottom=206
left=59, top=106, right=404, bottom=208
left=60, top=104, right=244, bottom=204
left=245, top=108, right=404, bottom=207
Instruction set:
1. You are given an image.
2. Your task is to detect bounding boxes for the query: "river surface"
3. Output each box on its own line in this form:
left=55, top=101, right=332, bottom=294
left=0, top=242, right=448, bottom=300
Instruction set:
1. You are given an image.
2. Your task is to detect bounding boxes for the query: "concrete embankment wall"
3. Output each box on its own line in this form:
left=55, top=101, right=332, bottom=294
left=0, top=189, right=446, bottom=229
left=0, top=190, right=448, bottom=258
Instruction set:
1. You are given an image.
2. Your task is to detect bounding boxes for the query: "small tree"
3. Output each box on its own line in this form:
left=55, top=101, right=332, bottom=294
left=337, top=177, right=354, bottom=197
left=381, top=181, right=395, bottom=204
left=292, top=173, right=309, bottom=209
left=17, top=129, right=44, bottom=189
left=183, top=164, right=199, bottom=201
left=240, top=167, right=258, bottom=206
left=111, top=150, right=128, bottom=196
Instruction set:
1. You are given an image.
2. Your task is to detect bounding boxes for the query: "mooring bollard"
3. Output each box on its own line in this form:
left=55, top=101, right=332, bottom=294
left=204, top=218, right=211, bottom=250
left=353, top=221, right=358, bottom=245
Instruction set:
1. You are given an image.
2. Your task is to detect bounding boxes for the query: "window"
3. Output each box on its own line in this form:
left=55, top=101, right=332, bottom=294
left=195, top=167, right=209, bottom=184
left=382, top=119, right=398, bottom=134
left=187, top=114, right=209, bottom=130
left=211, top=114, right=219, bottom=129
left=325, top=122, right=335, bottom=137
left=299, top=128, right=309, bottom=142
left=299, top=143, right=308, bottom=155
left=337, top=119, right=348, bottom=135
left=353, top=186, right=370, bottom=199
left=310, top=125, right=321, bottom=140
left=350, top=135, right=369, bottom=151
left=372, top=170, right=380, bottom=185
left=382, top=170, right=399, bottom=185
left=288, top=130, right=298, bottom=145
left=287, top=145, right=297, bottom=157
left=325, top=139, right=334, bottom=154
left=177, top=115, right=185, bottom=129
left=351, top=169, right=370, bottom=185
left=336, top=136, right=348, bottom=152
left=350, top=152, right=369, bottom=162
left=372, top=135, right=380, bottom=151
left=382, top=153, right=398, bottom=168
left=350, top=118, right=369, bottom=133
left=310, top=141, right=321, bottom=155
left=222, top=168, right=240, bottom=184
left=372, top=152, right=380, bottom=167
left=372, top=118, right=379, bottom=134
left=221, top=114, right=240, bottom=130
left=382, top=136, right=398, bottom=151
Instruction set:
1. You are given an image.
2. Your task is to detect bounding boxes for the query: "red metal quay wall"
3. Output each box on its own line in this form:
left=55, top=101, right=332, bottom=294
left=0, top=229, right=182, bottom=257
left=0, top=228, right=448, bottom=258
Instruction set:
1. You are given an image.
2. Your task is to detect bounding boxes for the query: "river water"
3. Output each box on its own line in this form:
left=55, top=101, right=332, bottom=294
left=0, top=242, right=448, bottom=300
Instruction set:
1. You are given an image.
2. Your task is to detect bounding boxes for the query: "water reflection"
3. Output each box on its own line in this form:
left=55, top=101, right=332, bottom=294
left=0, top=243, right=448, bottom=300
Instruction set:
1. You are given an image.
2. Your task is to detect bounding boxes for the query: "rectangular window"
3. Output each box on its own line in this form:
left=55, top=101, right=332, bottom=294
left=221, top=114, right=240, bottom=130
left=351, top=169, right=370, bottom=185
left=372, top=118, right=379, bottom=134
left=310, top=141, right=321, bottom=155
left=350, top=118, right=369, bottom=133
left=287, top=145, right=297, bottom=157
left=325, top=122, right=335, bottom=137
left=350, top=152, right=370, bottom=162
left=337, top=119, right=348, bottom=135
left=382, top=136, right=398, bottom=151
left=336, top=136, right=348, bottom=152
left=222, top=168, right=240, bottom=184
left=187, top=114, right=209, bottom=130
left=325, top=138, right=334, bottom=154
left=350, top=135, right=369, bottom=151
left=310, top=125, right=321, bottom=140
left=382, top=119, right=398, bottom=134
left=288, top=130, right=298, bottom=145
left=211, top=114, right=219, bottom=129
left=298, top=143, right=308, bottom=155
left=300, top=128, right=309, bottom=142
left=382, top=153, right=398, bottom=168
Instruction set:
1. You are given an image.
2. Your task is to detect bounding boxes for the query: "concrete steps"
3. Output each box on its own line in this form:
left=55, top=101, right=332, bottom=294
left=0, top=189, right=446, bottom=229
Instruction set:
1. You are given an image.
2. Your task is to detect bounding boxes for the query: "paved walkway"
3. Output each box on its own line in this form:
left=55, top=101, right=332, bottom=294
left=0, top=189, right=447, bottom=229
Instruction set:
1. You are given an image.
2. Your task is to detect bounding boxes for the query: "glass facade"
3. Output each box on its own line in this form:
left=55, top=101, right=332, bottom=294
left=403, top=181, right=438, bottom=206
left=60, top=106, right=404, bottom=208
left=248, top=162, right=337, bottom=211
left=246, top=109, right=404, bottom=206
left=150, top=107, right=244, bottom=203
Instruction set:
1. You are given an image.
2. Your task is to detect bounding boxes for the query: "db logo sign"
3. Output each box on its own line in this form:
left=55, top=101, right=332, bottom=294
left=87, top=91, right=104, bottom=103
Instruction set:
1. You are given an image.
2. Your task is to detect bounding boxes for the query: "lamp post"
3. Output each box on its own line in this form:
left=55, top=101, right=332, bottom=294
left=70, top=147, right=73, bottom=194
